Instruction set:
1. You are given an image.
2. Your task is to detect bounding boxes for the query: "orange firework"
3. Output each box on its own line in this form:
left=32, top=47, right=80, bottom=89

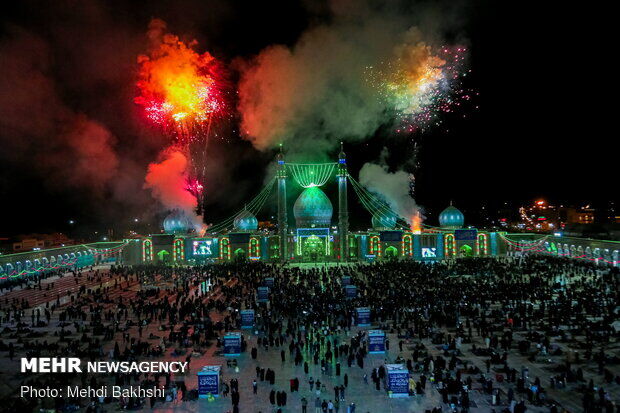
left=136, top=21, right=225, bottom=216
left=411, top=211, right=422, bottom=234
left=135, top=31, right=221, bottom=137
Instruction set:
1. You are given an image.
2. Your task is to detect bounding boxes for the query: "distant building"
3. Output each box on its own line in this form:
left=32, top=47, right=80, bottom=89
left=516, top=200, right=599, bottom=232
left=12, top=233, right=75, bottom=252
left=566, top=206, right=595, bottom=224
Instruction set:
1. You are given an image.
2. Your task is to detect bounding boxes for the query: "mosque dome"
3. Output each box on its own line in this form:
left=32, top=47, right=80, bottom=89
left=233, top=209, right=258, bottom=231
left=293, top=187, right=333, bottom=228
left=439, top=205, right=464, bottom=229
left=372, top=212, right=397, bottom=230
left=163, top=209, right=193, bottom=234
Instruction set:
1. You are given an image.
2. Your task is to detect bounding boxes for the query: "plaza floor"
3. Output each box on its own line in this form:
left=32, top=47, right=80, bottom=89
left=1, top=267, right=618, bottom=412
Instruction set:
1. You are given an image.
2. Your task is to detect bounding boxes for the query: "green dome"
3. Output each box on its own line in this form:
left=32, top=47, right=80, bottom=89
left=234, top=209, right=258, bottom=231
left=163, top=209, right=192, bottom=234
left=372, top=212, right=397, bottom=229
left=439, top=205, right=464, bottom=229
left=293, top=187, right=333, bottom=228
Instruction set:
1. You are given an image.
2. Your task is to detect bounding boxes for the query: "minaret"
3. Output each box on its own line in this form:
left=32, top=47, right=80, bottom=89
left=337, top=142, right=349, bottom=261
left=276, top=144, right=288, bottom=262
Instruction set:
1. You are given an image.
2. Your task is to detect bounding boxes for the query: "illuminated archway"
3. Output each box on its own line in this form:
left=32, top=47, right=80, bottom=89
left=402, top=234, right=413, bottom=256
left=370, top=235, right=381, bottom=257
left=477, top=233, right=488, bottom=255
left=220, top=237, right=231, bottom=260
left=250, top=237, right=260, bottom=258
left=444, top=234, right=456, bottom=257
left=173, top=238, right=185, bottom=261
left=385, top=246, right=399, bottom=258
left=302, top=235, right=325, bottom=262
left=142, top=239, right=153, bottom=262
left=234, top=248, right=246, bottom=260
left=460, top=244, right=473, bottom=257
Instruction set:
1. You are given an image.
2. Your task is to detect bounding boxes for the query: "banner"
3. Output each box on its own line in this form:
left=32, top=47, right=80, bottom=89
left=455, top=229, right=477, bottom=241
left=344, top=285, right=357, bottom=299
left=386, top=364, right=409, bottom=397
left=342, top=276, right=351, bottom=286
left=197, top=366, right=220, bottom=398
left=380, top=231, right=403, bottom=242
left=223, top=333, right=242, bottom=356
left=240, top=309, right=255, bottom=329
left=368, top=330, right=385, bottom=354
left=264, top=277, right=275, bottom=287
left=356, top=307, right=370, bottom=326
left=257, top=286, right=269, bottom=302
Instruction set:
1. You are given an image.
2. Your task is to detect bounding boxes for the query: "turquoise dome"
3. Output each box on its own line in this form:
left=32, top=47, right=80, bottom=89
left=439, top=205, right=464, bottom=229
left=163, top=209, right=192, bottom=234
left=234, top=209, right=258, bottom=231
left=294, top=187, right=333, bottom=228
left=372, top=212, right=397, bottom=229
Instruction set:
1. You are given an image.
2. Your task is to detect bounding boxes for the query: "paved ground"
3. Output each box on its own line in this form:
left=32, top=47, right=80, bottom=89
left=1, top=266, right=619, bottom=412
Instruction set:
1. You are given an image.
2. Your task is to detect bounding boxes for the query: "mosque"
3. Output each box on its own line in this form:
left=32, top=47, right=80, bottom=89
left=2, top=149, right=618, bottom=278
left=125, top=147, right=505, bottom=265
left=2, top=142, right=618, bottom=277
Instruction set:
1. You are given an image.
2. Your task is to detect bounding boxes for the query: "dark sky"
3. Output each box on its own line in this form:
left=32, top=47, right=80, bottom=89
left=0, top=0, right=614, bottom=238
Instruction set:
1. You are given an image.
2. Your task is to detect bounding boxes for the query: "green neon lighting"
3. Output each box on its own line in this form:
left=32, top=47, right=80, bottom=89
left=208, top=177, right=275, bottom=234
left=288, top=163, right=336, bottom=188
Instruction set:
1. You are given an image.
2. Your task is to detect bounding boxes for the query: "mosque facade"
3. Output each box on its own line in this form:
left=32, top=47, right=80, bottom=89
left=2, top=150, right=618, bottom=276
left=127, top=147, right=507, bottom=264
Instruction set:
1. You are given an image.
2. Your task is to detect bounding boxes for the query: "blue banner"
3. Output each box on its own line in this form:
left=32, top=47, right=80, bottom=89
left=240, top=310, right=254, bottom=329
left=344, top=285, right=357, bottom=299
left=455, top=229, right=477, bottom=241
left=223, top=334, right=242, bottom=356
left=257, top=286, right=269, bottom=302
left=368, top=330, right=385, bottom=353
left=380, top=231, right=403, bottom=242
left=356, top=307, right=370, bottom=326
left=264, top=277, right=274, bottom=287
left=387, top=370, right=409, bottom=396
left=197, top=367, right=220, bottom=398
left=342, top=276, right=351, bottom=286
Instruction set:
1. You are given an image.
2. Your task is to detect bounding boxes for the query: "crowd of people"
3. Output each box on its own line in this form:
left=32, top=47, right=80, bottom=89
left=0, top=254, right=618, bottom=412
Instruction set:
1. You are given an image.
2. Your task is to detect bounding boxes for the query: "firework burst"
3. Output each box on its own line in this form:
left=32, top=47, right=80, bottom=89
left=135, top=33, right=223, bottom=142
left=368, top=42, right=476, bottom=133
left=136, top=25, right=227, bottom=215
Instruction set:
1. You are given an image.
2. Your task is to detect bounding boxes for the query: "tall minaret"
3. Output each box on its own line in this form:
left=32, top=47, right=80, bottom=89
left=337, top=142, right=349, bottom=261
left=276, top=144, right=287, bottom=263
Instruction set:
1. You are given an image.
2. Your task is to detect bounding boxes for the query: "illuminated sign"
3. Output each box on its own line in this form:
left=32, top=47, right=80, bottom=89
left=455, top=229, right=477, bottom=241
left=421, top=247, right=437, bottom=258
left=380, top=231, right=402, bottom=242
left=193, top=240, right=213, bottom=256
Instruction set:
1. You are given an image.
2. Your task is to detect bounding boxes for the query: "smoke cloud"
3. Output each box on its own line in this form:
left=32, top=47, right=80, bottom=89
left=359, top=160, right=420, bottom=224
left=237, top=1, right=450, bottom=157
left=0, top=27, right=119, bottom=192
left=143, top=149, right=204, bottom=231
left=144, top=150, right=196, bottom=211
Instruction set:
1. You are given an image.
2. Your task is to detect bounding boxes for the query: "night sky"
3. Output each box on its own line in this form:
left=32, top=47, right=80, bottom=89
left=0, top=0, right=614, bottom=238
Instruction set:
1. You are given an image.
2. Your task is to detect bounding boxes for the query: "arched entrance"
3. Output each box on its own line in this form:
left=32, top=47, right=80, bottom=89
left=460, top=244, right=473, bottom=257
left=302, top=235, right=324, bottom=262
left=384, top=246, right=399, bottom=259
left=234, top=248, right=246, bottom=261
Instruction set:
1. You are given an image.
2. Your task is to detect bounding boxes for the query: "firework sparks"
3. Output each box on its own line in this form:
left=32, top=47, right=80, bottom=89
left=411, top=211, right=422, bottom=234
left=135, top=33, right=222, bottom=140
left=184, top=177, right=204, bottom=199
left=367, top=42, right=476, bottom=133
left=136, top=21, right=226, bottom=216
